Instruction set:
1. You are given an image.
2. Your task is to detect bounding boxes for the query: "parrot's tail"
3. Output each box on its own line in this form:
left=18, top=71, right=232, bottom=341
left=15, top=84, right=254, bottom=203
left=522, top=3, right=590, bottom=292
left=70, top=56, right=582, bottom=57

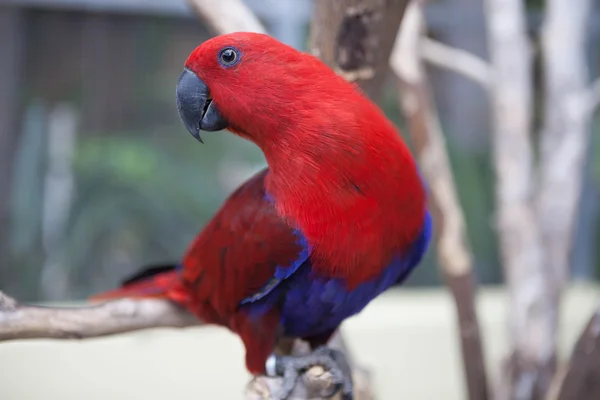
left=89, top=263, right=189, bottom=305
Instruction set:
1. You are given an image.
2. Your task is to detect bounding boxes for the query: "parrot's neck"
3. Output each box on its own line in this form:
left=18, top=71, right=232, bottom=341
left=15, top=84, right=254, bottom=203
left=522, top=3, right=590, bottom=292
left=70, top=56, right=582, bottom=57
left=262, top=128, right=427, bottom=289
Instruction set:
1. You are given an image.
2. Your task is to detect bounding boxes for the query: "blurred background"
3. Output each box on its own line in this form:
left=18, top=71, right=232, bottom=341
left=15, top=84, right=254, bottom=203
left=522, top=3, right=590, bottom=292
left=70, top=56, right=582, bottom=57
left=1, top=0, right=598, bottom=302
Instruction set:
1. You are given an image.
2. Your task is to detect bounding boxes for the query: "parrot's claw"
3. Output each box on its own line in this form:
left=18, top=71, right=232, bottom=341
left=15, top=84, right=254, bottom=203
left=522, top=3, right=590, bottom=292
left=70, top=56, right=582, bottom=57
left=267, top=346, right=354, bottom=400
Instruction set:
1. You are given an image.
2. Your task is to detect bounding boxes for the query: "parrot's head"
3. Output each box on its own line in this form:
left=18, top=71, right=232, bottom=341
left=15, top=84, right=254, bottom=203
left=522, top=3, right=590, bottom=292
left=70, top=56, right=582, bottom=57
left=176, top=32, right=355, bottom=148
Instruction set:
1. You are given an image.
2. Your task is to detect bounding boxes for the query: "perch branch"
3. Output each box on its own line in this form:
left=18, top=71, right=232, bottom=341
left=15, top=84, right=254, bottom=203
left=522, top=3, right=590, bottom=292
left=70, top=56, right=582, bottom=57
left=419, top=37, right=491, bottom=89
left=0, top=291, right=197, bottom=340
left=0, top=292, right=370, bottom=400
left=392, top=2, right=489, bottom=400
left=247, top=333, right=374, bottom=400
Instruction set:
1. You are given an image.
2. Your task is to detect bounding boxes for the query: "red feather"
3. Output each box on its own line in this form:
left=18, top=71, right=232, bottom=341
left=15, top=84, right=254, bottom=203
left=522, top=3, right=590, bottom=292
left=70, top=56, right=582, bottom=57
left=91, top=169, right=306, bottom=374
left=180, top=168, right=303, bottom=322
left=90, top=267, right=189, bottom=305
left=179, top=168, right=306, bottom=374
left=93, top=33, right=428, bottom=377
left=186, top=32, right=427, bottom=289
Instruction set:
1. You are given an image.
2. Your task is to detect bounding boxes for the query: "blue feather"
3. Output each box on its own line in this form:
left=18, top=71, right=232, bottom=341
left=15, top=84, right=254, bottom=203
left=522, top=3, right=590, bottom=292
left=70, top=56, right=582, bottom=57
left=238, top=195, right=311, bottom=305
left=241, top=209, right=433, bottom=338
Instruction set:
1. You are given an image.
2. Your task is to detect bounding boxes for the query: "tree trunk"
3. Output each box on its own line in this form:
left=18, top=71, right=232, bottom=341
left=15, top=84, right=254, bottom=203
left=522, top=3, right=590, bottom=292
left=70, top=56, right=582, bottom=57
left=484, top=0, right=556, bottom=399
left=308, top=0, right=410, bottom=101
left=538, top=0, right=593, bottom=294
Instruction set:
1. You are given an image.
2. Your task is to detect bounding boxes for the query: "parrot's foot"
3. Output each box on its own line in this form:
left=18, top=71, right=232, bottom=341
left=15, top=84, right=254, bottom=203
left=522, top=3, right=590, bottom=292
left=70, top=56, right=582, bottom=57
left=265, top=346, right=353, bottom=400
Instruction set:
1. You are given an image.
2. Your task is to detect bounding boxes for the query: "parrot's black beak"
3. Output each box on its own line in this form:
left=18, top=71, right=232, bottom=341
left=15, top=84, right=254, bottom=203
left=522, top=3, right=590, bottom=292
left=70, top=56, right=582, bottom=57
left=176, top=68, right=228, bottom=143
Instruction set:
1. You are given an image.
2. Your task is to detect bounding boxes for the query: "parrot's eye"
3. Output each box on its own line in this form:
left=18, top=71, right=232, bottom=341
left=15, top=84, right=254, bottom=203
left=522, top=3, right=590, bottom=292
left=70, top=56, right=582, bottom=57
left=218, top=47, right=240, bottom=67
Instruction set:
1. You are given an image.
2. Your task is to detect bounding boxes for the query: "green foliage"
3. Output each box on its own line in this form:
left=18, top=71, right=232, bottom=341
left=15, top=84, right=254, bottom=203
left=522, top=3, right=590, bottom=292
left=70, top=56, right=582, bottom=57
left=9, top=122, right=266, bottom=299
left=10, top=101, right=46, bottom=256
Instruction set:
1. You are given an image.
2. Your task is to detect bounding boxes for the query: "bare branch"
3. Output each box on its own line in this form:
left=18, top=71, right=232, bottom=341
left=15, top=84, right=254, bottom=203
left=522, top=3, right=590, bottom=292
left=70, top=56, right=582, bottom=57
left=419, top=37, right=491, bottom=90
left=0, top=291, right=197, bottom=341
left=484, top=0, right=556, bottom=398
left=185, top=0, right=267, bottom=35
left=0, top=291, right=372, bottom=399
left=392, top=3, right=489, bottom=400
left=537, top=0, right=594, bottom=295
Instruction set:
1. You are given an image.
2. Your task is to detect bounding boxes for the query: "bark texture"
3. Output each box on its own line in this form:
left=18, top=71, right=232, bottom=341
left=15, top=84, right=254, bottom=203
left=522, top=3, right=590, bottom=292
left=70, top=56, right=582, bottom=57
left=484, top=0, right=555, bottom=398
left=308, top=0, right=410, bottom=100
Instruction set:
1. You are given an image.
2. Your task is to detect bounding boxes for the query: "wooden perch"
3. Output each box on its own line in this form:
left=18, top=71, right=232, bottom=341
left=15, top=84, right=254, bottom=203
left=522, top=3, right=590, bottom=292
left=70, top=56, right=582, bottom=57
left=0, top=291, right=197, bottom=340
left=246, top=333, right=374, bottom=400
left=0, top=291, right=370, bottom=399
left=392, top=2, right=488, bottom=400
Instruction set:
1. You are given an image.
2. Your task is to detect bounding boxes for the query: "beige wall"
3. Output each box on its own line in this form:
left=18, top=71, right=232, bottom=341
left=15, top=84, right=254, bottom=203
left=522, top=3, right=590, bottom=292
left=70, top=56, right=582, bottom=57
left=0, top=284, right=597, bottom=400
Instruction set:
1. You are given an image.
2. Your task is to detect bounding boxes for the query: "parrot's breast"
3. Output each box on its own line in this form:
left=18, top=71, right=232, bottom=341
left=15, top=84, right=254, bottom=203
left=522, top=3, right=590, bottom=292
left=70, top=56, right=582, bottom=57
left=280, top=210, right=431, bottom=337
left=242, top=210, right=432, bottom=338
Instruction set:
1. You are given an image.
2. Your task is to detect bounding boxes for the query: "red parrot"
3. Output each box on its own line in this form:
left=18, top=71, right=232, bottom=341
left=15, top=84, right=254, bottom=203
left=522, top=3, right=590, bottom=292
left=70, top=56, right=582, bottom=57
left=92, top=32, right=431, bottom=400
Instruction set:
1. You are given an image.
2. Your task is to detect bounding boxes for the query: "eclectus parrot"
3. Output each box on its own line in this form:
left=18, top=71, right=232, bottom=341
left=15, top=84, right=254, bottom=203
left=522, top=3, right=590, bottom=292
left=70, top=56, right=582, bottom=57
left=92, top=32, right=432, bottom=400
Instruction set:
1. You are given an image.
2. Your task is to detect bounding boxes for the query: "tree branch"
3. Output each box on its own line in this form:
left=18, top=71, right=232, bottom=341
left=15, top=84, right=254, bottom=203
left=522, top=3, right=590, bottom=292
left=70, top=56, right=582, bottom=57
left=419, top=36, right=491, bottom=90
left=537, top=0, right=594, bottom=299
left=392, top=3, right=489, bottom=400
left=553, top=304, right=600, bottom=400
left=0, top=291, right=372, bottom=399
left=308, top=0, right=411, bottom=100
left=0, top=291, right=197, bottom=341
left=185, top=0, right=266, bottom=35
left=484, top=0, right=557, bottom=398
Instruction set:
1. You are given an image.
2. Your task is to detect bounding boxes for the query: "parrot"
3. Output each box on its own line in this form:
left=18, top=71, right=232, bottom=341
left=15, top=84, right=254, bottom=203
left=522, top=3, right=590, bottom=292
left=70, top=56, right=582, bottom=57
left=91, top=32, right=432, bottom=400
